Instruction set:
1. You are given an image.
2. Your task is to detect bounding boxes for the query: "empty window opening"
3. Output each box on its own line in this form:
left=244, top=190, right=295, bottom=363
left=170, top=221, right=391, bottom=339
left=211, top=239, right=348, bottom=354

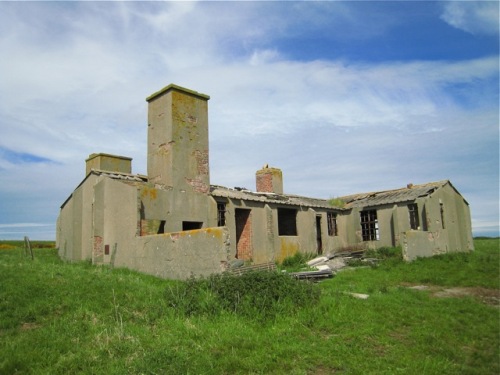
left=278, top=208, right=298, bottom=236
left=158, top=220, right=166, bottom=234
left=327, top=212, right=338, bottom=236
left=182, top=221, right=203, bottom=231
left=408, top=204, right=419, bottom=230
left=217, top=202, right=226, bottom=227
left=440, top=203, right=445, bottom=229
left=360, top=210, right=379, bottom=241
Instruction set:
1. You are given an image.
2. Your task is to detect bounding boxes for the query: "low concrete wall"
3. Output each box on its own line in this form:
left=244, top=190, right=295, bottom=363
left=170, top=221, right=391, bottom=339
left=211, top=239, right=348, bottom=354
left=124, top=227, right=231, bottom=280
left=402, top=230, right=448, bottom=261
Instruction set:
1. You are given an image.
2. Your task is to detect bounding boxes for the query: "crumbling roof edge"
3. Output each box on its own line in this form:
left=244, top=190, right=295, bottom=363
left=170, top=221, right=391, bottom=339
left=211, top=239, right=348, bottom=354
left=339, top=180, right=454, bottom=209
left=209, top=185, right=345, bottom=210
left=60, top=170, right=148, bottom=210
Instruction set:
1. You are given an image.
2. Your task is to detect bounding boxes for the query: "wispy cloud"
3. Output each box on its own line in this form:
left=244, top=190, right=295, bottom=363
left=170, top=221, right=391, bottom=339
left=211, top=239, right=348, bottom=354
left=0, top=147, right=55, bottom=166
left=441, top=1, right=499, bottom=35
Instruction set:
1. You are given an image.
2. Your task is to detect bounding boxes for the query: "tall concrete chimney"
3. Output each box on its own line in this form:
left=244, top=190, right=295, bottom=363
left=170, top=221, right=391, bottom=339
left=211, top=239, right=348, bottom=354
left=256, top=166, right=283, bottom=194
left=146, top=84, right=210, bottom=193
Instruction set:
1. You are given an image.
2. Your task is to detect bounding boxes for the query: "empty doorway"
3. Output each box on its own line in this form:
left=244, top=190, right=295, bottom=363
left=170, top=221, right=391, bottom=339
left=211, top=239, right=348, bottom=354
left=235, top=209, right=252, bottom=260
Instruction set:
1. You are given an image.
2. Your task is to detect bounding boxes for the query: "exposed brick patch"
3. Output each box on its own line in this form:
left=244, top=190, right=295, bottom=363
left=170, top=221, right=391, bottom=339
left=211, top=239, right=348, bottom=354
left=186, top=177, right=209, bottom=193
left=256, top=173, right=273, bottom=193
left=235, top=209, right=253, bottom=260
left=93, top=236, right=103, bottom=258
left=193, top=149, right=209, bottom=175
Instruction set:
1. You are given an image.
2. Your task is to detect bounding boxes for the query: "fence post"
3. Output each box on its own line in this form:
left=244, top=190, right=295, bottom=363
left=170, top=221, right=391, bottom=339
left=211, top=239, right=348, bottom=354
left=24, top=236, right=34, bottom=260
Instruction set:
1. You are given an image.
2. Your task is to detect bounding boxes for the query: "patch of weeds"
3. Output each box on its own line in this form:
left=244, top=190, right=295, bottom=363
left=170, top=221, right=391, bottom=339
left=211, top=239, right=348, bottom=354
left=280, top=252, right=315, bottom=271
left=165, top=271, right=321, bottom=321
left=328, top=197, right=345, bottom=208
left=365, top=246, right=403, bottom=260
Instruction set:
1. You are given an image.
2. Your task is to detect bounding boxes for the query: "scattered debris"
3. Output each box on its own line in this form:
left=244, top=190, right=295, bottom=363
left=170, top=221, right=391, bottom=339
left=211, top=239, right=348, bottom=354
left=290, top=268, right=334, bottom=280
left=229, top=261, right=277, bottom=275
left=315, top=265, right=331, bottom=271
left=307, top=256, right=329, bottom=267
left=229, top=259, right=245, bottom=269
left=347, top=292, right=370, bottom=300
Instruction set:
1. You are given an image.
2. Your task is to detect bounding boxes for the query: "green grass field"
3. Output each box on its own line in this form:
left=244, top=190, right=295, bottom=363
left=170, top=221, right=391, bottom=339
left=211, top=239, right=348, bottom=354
left=0, top=239, right=498, bottom=374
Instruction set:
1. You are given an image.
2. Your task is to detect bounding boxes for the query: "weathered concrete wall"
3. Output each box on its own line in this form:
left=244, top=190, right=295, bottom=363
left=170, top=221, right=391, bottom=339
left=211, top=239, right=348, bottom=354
left=132, top=227, right=230, bottom=280
left=211, top=195, right=346, bottom=264
left=416, top=184, right=474, bottom=254
left=57, top=174, right=98, bottom=262
left=402, top=229, right=454, bottom=261
left=57, top=196, right=74, bottom=260
left=62, top=176, right=231, bottom=280
left=92, top=178, right=138, bottom=265
left=341, top=183, right=473, bottom=259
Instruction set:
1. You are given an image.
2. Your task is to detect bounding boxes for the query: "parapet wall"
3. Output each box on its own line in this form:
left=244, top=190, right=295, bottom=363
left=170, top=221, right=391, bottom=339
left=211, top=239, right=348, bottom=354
left=128, top=227, right=231, bottom=280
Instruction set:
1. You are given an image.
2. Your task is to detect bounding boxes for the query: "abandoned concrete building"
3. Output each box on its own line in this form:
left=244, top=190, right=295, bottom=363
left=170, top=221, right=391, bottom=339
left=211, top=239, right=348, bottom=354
left=56, top=84, right=474, bottom=279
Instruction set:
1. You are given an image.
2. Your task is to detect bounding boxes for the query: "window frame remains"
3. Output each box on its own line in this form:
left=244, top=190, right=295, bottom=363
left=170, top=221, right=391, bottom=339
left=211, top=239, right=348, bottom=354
left=217, top=202, right=226, bottom=227
left=327, top=212, right=338, bottom=236
left=408, top=203, right=420, bottom=230
left=360, top=210, right=379, bottom=241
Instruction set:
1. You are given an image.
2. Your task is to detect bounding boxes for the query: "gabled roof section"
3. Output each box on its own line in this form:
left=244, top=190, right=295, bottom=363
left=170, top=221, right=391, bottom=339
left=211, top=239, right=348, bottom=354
left=340, top=180, right=451, bottom=209
left=210, top=185, right=338, bottom=210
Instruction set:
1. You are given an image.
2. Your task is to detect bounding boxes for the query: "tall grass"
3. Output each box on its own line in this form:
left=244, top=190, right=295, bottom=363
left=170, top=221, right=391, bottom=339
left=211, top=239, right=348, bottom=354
left=166, top=271, right=320, bottom=321
left=0, top=239, right=498, bottom=374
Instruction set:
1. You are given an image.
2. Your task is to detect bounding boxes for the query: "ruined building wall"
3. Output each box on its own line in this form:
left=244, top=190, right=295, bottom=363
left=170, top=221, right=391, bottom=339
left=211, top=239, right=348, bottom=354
left=403, top=184, right=474, bottom=260
left=58, top=174, right=98, bottom=262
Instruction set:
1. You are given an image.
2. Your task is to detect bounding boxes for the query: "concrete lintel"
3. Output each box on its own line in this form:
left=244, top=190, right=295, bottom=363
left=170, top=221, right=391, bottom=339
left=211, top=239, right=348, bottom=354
left=146, top=83, right=210, bottom=102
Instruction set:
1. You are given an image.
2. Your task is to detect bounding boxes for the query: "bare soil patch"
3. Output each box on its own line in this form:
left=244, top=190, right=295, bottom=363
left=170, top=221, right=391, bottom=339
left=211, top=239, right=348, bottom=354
left=20, top=322, right=41, bottom=331
left=403, top=283, right=500, bottom=307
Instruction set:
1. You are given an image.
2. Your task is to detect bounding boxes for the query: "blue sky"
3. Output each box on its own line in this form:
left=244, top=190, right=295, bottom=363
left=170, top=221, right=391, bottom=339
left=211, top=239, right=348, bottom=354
left=0, top=1, right=498, bottom=240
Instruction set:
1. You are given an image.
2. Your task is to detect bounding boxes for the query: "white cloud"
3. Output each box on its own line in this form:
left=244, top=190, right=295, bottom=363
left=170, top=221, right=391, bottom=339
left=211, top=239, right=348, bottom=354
left=0, top=1, right=498, bottom=239
left=441, top=1, right=499, bottom=35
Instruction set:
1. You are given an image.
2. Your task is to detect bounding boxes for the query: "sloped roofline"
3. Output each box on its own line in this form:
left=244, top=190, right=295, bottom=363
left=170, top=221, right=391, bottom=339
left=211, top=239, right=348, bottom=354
left=60, top=169, right=148, bottom=209
left=339, top=180, right=469, bottom=209
left=61, top=174, right=467, bottom=212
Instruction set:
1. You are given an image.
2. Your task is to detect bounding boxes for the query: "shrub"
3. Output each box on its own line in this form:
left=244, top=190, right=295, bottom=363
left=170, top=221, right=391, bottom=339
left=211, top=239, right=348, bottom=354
left=165, top=271, right=321, bottom=321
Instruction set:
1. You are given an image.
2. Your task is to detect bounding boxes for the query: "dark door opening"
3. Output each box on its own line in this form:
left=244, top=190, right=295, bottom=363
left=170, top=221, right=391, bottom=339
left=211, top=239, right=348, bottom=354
left=235, top=209, right=252, bottom=260
left=316, top=215, right=323, bottom=255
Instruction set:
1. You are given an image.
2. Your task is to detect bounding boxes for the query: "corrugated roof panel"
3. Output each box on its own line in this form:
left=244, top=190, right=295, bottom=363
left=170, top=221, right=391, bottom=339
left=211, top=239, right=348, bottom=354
left=210, top=186, right=335, bottom=209
left=341, top=181, right=448, bottom=208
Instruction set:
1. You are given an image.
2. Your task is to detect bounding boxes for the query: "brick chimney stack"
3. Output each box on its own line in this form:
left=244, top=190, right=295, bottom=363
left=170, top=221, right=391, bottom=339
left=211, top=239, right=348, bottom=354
left=256, top=165, right=283, bottom=194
